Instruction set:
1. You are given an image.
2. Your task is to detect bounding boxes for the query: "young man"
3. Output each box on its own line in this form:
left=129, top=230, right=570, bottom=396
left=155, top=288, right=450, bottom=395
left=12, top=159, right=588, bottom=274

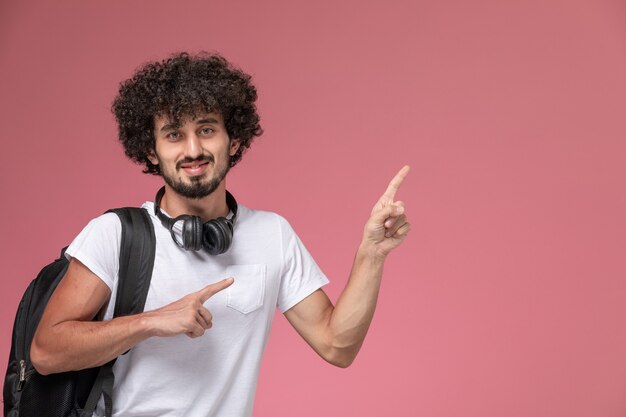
left=31, top=52, right=410, bottom=416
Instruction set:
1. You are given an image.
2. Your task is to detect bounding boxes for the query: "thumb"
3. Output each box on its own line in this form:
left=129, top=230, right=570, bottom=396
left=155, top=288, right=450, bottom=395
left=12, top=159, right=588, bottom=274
left=370, top=201, right=405, bottom=225
left=198, top=277, right=234, bottom=303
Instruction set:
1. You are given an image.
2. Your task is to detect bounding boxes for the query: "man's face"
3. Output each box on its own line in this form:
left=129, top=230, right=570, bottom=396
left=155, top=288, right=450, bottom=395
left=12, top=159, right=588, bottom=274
left=149, top=112, right=240, bottom=199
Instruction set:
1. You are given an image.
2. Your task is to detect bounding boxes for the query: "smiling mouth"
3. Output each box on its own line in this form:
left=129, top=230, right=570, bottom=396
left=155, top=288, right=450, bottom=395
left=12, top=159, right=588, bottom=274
left=179, top=160, right=211, bottom=175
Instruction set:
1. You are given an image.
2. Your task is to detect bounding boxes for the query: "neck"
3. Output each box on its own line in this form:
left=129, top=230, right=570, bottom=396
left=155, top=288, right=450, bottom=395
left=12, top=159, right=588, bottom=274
left=159, top=181, right=230, bottom=222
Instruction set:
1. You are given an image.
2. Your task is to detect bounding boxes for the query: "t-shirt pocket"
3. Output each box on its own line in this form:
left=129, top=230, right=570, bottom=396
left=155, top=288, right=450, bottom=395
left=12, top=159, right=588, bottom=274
left=225, top=264, right=266, bottom=314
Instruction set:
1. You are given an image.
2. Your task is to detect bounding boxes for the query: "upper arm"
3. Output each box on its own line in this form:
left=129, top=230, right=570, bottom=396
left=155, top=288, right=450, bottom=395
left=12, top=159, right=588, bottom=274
left=37, top=211, right=122, bottom=328
left=35, top=258, right=112, bottom=338
left=284, top=288, right=335, bottom=356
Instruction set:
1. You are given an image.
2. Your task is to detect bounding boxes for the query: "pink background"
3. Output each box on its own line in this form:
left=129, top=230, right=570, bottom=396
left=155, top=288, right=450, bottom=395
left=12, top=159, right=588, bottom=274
left=1, top=0, right=626, bottom=416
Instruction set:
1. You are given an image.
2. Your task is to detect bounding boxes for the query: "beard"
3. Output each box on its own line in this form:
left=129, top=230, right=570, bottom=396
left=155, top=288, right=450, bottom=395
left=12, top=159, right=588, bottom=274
left=158, top=153, right=231, bottom=200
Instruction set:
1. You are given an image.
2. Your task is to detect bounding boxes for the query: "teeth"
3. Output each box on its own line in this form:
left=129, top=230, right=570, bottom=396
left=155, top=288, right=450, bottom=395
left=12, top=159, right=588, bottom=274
left=181, top=162, right=206, bottom=170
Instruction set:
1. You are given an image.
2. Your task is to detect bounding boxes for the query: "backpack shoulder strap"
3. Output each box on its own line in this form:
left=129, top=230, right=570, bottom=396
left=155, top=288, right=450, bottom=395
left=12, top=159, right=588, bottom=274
left=81, top=207, right=156, bottom=417
left=109, top=207, right=156, bottom=317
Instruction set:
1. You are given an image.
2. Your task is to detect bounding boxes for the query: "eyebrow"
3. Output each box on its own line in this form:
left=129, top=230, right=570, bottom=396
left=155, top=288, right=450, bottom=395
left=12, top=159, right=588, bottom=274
left=159, top=117, right=219, bottom=132
left=159, top=123, right=178, bottom=132
left=196, top=117, right=219, bottom=125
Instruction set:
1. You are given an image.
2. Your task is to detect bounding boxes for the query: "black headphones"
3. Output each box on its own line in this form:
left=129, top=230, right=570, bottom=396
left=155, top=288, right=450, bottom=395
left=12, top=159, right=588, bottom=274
left=153, top=187, right=238, bottom=255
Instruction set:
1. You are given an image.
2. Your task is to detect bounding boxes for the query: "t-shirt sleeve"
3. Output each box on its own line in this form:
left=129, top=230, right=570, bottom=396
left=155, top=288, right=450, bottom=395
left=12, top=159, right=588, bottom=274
left=64, top=212, right=122, bottom=290
left=276, top=215, right=330, bottom=313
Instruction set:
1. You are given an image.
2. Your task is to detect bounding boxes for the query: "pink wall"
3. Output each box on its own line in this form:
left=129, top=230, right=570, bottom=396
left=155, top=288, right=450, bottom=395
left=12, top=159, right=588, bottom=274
left=2, top=0, right=626, bottom=415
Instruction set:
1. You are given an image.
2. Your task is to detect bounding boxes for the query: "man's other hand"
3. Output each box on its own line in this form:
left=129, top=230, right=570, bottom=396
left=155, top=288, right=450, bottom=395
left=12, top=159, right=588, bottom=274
left=362, top=165, right=411, bottom=259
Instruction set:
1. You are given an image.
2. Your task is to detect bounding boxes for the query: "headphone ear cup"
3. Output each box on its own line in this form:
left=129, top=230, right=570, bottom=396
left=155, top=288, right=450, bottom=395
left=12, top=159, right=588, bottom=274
left=216, top=218, right=234, bottom=252
left=181, top=216, right=204, bottom=251
left=203, top=218, right=233, bottom=255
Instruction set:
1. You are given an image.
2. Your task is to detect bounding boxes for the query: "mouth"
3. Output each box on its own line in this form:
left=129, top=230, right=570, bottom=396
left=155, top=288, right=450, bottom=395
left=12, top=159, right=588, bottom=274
left=179, top=160, right=211, bottom=176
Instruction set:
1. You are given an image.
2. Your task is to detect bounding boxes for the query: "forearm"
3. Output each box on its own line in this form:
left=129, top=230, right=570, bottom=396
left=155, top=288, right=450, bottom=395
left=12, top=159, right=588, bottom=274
left=31, top=313, right=152, bottom=375
left=31, top=276, right=227, bottom=375
left=288, top=166, right=409, bottom=367
left=325, top=243, right=385, bottom=366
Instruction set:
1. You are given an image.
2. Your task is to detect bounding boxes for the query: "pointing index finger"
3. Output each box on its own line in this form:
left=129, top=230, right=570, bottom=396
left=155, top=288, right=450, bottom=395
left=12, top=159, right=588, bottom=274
left=381, top=165, right=410, bottom=201
left=198, top=277, right=234, bottom=303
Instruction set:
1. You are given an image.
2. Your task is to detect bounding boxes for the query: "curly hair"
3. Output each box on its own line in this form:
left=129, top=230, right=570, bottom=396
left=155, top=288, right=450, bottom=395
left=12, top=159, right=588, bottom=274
left=112, top=52, right=263, bottom=175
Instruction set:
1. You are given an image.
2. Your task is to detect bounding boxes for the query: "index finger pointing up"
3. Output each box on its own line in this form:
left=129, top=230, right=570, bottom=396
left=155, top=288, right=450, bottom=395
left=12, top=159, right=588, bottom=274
left=381, top=165, right=410, bottom=201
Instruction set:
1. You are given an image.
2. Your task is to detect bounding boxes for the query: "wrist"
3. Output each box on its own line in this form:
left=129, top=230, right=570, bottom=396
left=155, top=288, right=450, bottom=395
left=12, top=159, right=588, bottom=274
left=133, top=312, right=157, bottom=339
left=357, top=241, right=387, bottom=265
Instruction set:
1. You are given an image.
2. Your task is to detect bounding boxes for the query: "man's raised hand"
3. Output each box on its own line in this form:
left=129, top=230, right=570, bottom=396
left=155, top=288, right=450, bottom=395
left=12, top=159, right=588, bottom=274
left=144, top=277, right=234, bottom=339
left=362, top=165, right=411, bottom=259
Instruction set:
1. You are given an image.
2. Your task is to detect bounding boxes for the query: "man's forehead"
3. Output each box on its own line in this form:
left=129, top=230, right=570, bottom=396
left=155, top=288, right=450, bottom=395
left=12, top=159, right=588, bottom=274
left=155, top=111, right=224, bottom=128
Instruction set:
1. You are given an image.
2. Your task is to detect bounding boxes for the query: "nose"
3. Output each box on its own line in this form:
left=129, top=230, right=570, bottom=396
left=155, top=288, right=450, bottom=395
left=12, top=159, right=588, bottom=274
left=184, top=134, right=203, bottom=159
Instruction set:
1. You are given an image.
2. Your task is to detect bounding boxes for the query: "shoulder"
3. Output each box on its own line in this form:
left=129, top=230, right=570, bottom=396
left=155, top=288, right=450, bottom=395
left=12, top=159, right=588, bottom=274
left=65, top=211, right=123, bottom=248
left=64, top=211, right=126, bottom=288
left=236, top=204, right=293, bottom=233
left=85, top=211, right=124, bottom=229
left=70, top=211, right=123, bottom=244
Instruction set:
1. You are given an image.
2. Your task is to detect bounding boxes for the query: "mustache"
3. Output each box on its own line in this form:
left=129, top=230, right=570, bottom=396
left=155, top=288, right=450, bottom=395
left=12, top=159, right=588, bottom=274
left=176, top=155, right=214, bottom=171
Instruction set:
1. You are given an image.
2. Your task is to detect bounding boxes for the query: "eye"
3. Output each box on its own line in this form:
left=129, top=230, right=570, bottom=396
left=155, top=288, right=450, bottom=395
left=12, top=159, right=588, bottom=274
left=199, top=127, right=214, bottom=136
left=165, top=131, right=182, bottom=140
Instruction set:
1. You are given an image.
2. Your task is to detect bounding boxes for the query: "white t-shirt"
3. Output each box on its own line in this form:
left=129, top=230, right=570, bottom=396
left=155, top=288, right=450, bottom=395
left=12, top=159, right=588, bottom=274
left=65, top=201, right=329, bottom=417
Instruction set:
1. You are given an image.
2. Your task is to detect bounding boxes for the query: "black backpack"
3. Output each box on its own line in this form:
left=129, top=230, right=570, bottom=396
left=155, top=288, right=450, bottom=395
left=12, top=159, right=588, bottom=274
left=3, top=207, right=156, bottom=417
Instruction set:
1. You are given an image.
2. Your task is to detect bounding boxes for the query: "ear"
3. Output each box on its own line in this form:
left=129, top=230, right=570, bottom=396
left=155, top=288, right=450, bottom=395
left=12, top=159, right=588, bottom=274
left=229, top=139, right=241, bottom=156
left=147, top=150, right=158, bottom=166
